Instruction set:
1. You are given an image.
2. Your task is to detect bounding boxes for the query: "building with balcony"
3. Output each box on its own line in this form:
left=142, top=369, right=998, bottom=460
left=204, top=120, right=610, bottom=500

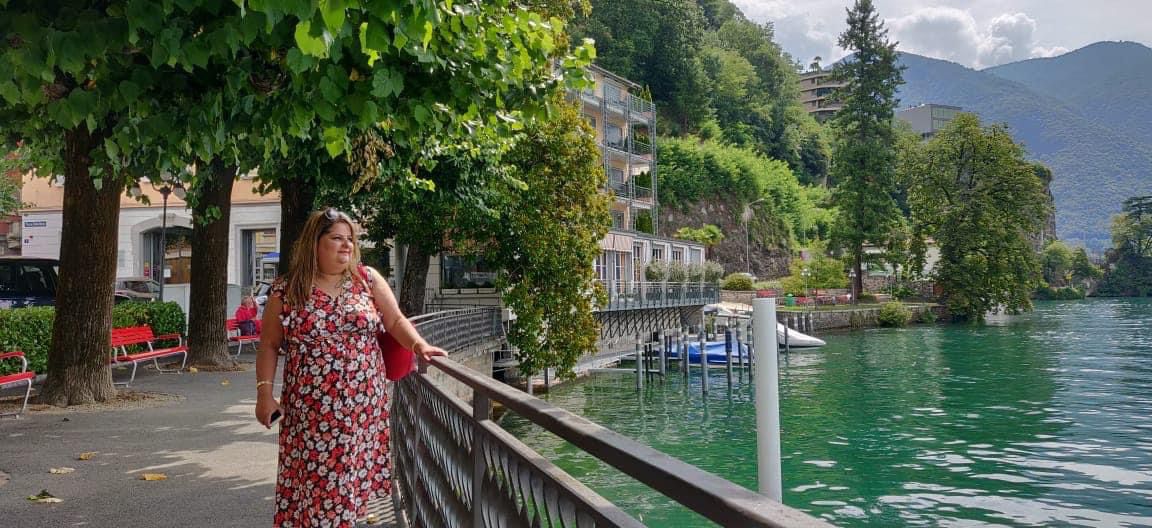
left=798, top=69, right=845, bottom=123
left=421, top=65, right=712, bottom=319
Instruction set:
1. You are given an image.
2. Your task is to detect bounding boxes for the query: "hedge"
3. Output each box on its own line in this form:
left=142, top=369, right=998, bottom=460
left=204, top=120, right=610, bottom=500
left=0, top=302, right=185, bottom=376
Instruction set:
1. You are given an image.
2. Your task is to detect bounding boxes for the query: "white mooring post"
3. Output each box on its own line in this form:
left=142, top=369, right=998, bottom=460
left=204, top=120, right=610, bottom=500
left=752, top=298, right=783, bottom=502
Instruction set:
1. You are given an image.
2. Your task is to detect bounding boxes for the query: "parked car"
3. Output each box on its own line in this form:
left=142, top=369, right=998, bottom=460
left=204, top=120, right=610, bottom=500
left=0, top=256, right=59, bottom=309
left=114, top=276, right=161, bottom=302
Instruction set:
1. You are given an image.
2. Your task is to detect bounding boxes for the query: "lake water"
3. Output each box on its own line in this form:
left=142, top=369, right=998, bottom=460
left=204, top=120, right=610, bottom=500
left=503, top=299, right=1152, bottom=527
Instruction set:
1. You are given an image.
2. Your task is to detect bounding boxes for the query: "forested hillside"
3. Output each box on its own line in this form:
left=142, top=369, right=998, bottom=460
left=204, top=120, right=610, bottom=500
left=897, top=51, right=1152, bottom=250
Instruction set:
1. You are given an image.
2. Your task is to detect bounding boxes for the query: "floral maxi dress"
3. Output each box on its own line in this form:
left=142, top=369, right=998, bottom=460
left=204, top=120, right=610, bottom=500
left=272, top=273, right=391, bottom=527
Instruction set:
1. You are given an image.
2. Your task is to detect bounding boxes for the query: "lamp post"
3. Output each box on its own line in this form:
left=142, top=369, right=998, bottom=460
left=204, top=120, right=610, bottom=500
left=742, top=198, right=766, bottom=274
left=848, top=269, right=857, bottom=305
left=801, top=266, right=811, bottom=313
left=129, top=172, right=186, bottom=303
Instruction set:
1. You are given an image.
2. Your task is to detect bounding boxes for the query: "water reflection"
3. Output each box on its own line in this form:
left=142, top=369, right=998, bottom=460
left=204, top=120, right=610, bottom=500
left=503, top=299, right=1152, bottom=527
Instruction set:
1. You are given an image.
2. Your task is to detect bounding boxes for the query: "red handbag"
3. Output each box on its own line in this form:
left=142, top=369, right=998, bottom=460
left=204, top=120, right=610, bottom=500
left=360, top=264, right=417, bottom=381
left=379, top=330, right=416, bottom=381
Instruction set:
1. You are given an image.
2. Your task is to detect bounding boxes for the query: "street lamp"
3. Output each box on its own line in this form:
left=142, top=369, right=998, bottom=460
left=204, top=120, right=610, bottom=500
left=129, top=172, right=186, bottom=302
left=742, top=198, right=766, bottom=274
left=801, top=266, right=811, bottom=311
left=848, top=269, right=857, bottom=305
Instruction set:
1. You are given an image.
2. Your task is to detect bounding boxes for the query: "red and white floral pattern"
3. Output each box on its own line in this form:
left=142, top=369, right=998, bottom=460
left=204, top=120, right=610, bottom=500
left=272, top=273, right=390, bottom=527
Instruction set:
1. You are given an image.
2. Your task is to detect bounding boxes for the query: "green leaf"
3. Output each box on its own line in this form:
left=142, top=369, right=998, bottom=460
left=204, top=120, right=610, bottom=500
left=285, top=48, right=314, bottom=73
left=322, top=127, right=347, bottom=157
left=294, top=20, right=329, bottom=58
left=319, top=0, right=347, bottom=32
left=319, top=77, right=341, bottom=103
left=118, top=80, right=142, bottom=103
left=0, top=81, right=20, bottom=104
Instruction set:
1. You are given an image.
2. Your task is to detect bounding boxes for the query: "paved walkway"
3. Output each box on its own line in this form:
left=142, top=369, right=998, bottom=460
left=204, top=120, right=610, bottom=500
left=0, top=352, right=396, bottom=527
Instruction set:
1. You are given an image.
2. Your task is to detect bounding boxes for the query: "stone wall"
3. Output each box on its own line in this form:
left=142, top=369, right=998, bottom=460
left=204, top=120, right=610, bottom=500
left=780, top=304, right=946, bottom=331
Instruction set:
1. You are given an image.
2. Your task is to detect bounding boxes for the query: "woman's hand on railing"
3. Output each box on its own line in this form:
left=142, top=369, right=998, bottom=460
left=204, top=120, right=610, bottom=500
left=413, top=341, right=448, bottom=362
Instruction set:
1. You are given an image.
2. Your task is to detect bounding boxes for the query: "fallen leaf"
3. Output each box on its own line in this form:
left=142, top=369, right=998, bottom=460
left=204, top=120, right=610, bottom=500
left=188, top=367, right=199, bottom=374
left=77, top=452, right=96, bottom=461
left=49, top=467, right=75, bottom=474
left=220, top=379, right=230, bottom=386
left=27, top=489, right=62, bottom=503
left=140, top=473, right=167, bottom=481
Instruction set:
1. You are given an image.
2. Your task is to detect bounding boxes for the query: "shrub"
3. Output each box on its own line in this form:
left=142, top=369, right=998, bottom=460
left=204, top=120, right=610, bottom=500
left=877, top=301, right=911, bottom=327
left=722, top=273, right=754, bottom=291
left=686, top=263, right=705, bottom=282
left=645, top=261, right=669, bottom=282
left=0, top=302, right=186, bottom=376
left=667, top=261, right=688, bottom=283
left=857, top=293, right=878, bottom=304
left=0, top=307, right=54, bottom=375
left=918, top=307, right=938, bottom=323
left=702, top=261, right=725, bottom=282
left=1033, top=286, right=1086, bottom=300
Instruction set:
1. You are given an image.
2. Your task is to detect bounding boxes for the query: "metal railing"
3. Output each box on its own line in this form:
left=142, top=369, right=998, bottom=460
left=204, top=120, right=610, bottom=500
left=597, top=280, right=720, bottom=311
left=393, top=307, right=833, bottom=527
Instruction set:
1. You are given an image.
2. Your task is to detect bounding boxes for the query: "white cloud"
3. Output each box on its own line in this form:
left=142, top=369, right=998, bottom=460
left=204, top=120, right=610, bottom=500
left=730, top=1, right=1150, bottom=69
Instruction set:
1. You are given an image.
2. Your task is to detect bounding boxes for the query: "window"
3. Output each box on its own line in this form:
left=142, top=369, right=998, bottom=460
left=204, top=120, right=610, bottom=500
left=440, top=254, right=497, bottom=289
left=672, top=248, right=684, bottom=263
left=651, top=246, right=664, bottom=261
left=586, top=115, right=596, bottom=129
left=594, top=253, right=607, bottom=281
left=632, top=244, right=644, bottom=281
left=690, top=248, right=703, bottom=264
left=605, top=124, right=623, bottom=148
left=613, top=251, right=625, bottom=283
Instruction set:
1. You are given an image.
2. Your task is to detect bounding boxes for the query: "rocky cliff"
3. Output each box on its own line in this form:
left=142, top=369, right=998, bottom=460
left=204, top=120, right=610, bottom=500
left=660, top=195, right=793, bottom=279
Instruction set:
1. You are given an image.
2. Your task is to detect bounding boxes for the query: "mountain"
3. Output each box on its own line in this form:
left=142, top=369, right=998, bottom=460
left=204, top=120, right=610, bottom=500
left=986, top=41, right=1152, bottom=145
left=895, top=46, right=1152, bottom=250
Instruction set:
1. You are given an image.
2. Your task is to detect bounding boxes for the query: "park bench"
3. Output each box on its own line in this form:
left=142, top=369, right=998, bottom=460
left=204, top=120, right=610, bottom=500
left=225, top=318, right=260, bottom=357
left=109, top=326, right=187, bottom=386
left=0, top=351, right=35, bottom=417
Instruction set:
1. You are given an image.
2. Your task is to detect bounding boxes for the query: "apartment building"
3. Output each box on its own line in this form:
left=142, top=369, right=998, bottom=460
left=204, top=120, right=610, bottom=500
left=896, top=104, right=962, bottom=139
left=797, top=69, right=846, bottom=123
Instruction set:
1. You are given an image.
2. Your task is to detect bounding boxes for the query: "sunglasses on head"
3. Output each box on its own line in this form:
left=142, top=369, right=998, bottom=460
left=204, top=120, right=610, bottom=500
left=324, top=208, right=343, bottom=221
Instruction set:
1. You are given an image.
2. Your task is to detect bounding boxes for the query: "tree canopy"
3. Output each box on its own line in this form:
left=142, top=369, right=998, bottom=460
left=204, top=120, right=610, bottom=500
left=907, top=113, right=1049, bottom=320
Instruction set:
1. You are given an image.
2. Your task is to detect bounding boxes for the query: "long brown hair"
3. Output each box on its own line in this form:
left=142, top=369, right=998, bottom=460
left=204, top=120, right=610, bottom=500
left=281, top=208, right=363, bottom=308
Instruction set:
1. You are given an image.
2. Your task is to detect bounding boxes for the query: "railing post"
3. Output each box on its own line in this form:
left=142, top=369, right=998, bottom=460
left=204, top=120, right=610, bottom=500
left=724, top=325, right=733, bottom=391
left=658, top=330, right=666, bottom=377
left=699, top=328, right=708, bottom=396
left=635, top=334, right=644, bottom=390
left=472, top=392, right=490, bottom=527
left=753, top=298, right=782, bottom=501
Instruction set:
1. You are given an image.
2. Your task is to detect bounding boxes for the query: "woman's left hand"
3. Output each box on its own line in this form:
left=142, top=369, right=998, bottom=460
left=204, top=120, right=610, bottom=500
left=413, top=342, right=447, bottom=362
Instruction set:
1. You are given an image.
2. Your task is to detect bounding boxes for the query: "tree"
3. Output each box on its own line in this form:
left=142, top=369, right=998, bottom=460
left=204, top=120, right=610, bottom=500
left=1041, top=241, right=1074, bottom=287
left=907, top=113, right=1049, bottom=321
left=1, top=0, right=591, bottom=405
left=1070, top=247, right=1102, bottom=288
left=482, top=99, right=610, bottom=377
left=0, top=145, right=29, bottom=216
left=828, top=0, right=905, bottom=304
left=1097, top=195, right=1152, bottom=296
left=674, top=224, right=725, bottom=258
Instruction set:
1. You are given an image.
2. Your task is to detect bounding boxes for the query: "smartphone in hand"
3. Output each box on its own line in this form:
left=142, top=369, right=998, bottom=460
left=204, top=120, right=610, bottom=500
left=269, top=409, right=282, bottom=425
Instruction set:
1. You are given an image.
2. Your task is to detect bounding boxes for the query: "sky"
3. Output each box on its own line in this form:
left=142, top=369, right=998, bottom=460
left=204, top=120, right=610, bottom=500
left=730, top=0, right=1152, bottom=69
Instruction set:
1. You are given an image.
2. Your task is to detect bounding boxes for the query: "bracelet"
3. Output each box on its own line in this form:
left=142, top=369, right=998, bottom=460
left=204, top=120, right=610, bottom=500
left=256, top=380, right=274, bottom=389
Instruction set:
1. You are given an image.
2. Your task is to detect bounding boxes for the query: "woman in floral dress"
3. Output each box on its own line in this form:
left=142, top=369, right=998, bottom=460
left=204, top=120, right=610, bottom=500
left=254, top=208, right=445, bottom=527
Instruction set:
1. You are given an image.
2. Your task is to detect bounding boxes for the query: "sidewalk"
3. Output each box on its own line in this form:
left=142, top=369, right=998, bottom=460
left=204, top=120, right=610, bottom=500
left=0, top=353, right=395, bottom=527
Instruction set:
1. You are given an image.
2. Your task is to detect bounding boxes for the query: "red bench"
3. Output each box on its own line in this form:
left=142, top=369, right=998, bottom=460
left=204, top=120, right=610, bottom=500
left=109, top=326, right=187, bottom=386
left=226, top=318, right=260, bottom=357
left=0, top=351, right=35, bottom=418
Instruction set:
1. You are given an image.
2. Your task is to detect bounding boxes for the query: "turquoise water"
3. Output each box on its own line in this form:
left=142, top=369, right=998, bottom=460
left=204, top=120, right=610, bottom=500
left=503, top=299, right=1152, bottom=527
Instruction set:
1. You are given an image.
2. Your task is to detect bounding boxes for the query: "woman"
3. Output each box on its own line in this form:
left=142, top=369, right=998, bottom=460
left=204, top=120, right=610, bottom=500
left=254, top=208, right=446, bottom=527
left=234, top=295, right=261, bottom=336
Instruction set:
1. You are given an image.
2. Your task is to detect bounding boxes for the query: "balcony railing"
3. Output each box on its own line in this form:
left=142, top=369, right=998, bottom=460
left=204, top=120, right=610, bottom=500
left=596, top=280, right=720, bottom=311
left=393, top=306, right=833, bottom=528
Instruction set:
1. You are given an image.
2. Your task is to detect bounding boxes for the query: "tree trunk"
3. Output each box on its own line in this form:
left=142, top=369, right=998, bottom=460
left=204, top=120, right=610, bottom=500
left=398, top=243, right=431, bottom=316
left=277, top=176, right=315, bottom=275
left=187, top=159, right=237, bottom=366
left=853, top=250, right=864, bottom=303
left=39, top=126, right=120, bottom=406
